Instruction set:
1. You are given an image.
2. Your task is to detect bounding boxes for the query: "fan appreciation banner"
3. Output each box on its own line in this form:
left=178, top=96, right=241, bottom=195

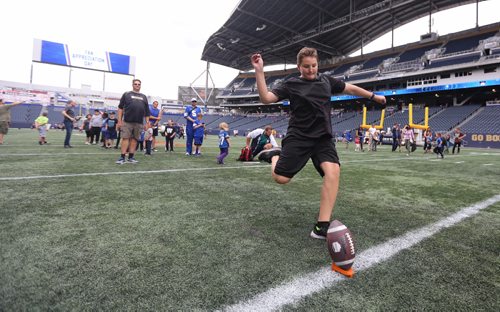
left=32, top=39, right=135, bottom=75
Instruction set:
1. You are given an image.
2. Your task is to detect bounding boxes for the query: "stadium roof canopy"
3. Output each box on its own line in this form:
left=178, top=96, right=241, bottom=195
left=201, top=0, right=486, bottom=71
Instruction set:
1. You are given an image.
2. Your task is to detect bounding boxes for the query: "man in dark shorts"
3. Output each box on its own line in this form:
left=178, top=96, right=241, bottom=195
left=251, top=47, right=386, bottom=239
left=116, top=79, right=150, bottom=164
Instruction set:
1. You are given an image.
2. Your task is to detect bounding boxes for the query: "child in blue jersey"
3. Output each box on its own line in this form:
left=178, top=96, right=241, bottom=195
left=105, top=112, right=118, bottom=148
left=193, top=113, right=205, bottom=156
left=433, top=132, right=444, bottom=159
left=217, top=122, right=230, bottom=165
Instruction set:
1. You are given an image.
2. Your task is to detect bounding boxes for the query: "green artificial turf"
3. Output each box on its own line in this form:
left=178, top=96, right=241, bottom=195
left=1, top=129, right=499, bottom=311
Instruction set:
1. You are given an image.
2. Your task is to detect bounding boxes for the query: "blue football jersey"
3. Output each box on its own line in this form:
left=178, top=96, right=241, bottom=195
left=219, top=130, right=229, bottom=148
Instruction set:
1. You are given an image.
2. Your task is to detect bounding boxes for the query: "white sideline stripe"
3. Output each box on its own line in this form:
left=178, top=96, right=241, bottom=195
left=221, top=194, right=500, bottom=312
left=0, top=152, right=498, bottom=181
left=0, top=165, right=269, bottom=181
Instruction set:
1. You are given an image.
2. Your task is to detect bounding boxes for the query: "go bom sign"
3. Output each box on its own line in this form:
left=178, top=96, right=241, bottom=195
left=468, top=133, right=500, bottom=148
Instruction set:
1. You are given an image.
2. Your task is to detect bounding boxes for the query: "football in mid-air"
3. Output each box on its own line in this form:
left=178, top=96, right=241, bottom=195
left=326, top=220, right=356, bottom=270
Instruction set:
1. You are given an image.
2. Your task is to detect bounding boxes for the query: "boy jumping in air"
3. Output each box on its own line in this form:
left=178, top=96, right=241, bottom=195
left=251, top=47, right=386, bottom=239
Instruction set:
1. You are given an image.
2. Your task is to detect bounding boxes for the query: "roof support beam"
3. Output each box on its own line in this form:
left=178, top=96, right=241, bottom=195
left=236, top=7, right=341, bottom=57
left=260, top=0, right=420, bottom=55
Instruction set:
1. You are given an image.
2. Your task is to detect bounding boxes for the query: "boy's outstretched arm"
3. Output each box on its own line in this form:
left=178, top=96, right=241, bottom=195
left=344, top=83, right=387, bottom=105
left=251, top=54, right=279, bottom=104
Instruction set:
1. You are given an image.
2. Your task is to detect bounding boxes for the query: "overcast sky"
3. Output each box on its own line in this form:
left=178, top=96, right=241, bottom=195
left=1, top=0, right=499, bottom=100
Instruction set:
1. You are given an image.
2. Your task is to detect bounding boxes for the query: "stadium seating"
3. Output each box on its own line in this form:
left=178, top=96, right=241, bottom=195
left=427, top=104, right=481, bottom=131
left=9, top=104, right=42, bottom=128
left=460, top=105, right=500, bottom=133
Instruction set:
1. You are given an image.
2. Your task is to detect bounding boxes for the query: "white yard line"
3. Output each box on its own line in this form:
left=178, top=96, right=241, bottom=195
left=0, top=153, right=498, bottom=181
left=0, top=165, right=269, bottom=181
left=221, top=194, right=500, bottom=312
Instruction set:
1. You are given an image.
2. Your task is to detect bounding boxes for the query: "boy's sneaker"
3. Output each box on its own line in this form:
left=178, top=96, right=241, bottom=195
left=115, top=157, right=126, bottom=165
left=310, top=223, right=329, bottom=240
left=127, top=157, right=139, bottom=164
left=256, top=147, right=281, bottom=163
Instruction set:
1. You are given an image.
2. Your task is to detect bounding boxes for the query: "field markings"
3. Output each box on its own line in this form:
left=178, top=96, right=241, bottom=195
left=0, top=153, right=498, bottom=181
left=221, top=194, right=500, bottom=312
left=0, top=155, right=433, bottom=181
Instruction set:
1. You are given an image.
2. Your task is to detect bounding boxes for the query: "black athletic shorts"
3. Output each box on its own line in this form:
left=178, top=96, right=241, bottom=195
left=274, top=134, right=340, bottom=178
left=152, top=127, right=159, bottom=137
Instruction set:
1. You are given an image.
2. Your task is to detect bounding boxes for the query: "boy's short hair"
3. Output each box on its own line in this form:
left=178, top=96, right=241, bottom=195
left=297, top=47, right=319, bottom=65
left=109, top=112, right=115, bottom=115
left=42, top=112, right=48, bottom=117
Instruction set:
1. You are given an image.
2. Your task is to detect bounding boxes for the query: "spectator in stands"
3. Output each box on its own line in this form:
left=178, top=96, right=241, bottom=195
left=149, top=100, right=162, bottom=151
left=402, top=125, right=415, bottom=156
left=163, top=120, right=176, bottom=152
left=0, top=99, right=24, bottom=145
left=251, top=47, right=386, bottom=240
left=81, top=114, right=92, bottom=145
left=245, top=126, right=279, bottom=159
left=61, top=100, right=77, bottom=148
left=184, top=98, right=202, bottom=155
left=90, top=109, right=103, bottom=145
left=193, top=113, right=205, bottom=156
left=217, top=122, right=230, bottom=165
left=391, top=123, right=401, bottom=152
left=34, top=112, right=49, bottom=145
left=452, top=127, right=466, bottom=154
left=116, top=79, right=150, bottom=164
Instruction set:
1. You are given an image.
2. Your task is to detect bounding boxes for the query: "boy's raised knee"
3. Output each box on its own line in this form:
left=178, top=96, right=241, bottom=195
left=272, top=172, right=290, bottom=184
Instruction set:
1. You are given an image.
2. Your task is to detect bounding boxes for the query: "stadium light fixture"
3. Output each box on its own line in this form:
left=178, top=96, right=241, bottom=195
left=230, top=38, right=240, bottom=44
left=217, top=43, right=226, bottom=50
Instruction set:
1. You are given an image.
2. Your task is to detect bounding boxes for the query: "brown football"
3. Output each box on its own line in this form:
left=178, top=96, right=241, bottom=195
left=326, top=220, right=356, bottom=270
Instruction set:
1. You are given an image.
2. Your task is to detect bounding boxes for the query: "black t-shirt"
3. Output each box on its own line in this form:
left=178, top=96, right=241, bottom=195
left=106, top=118, right=118, bottom=131
left=272, top=74, right=345, bottom=138
left=118, top=91, right=150, bottom=123
left=165, top=125, right=176, bottom=138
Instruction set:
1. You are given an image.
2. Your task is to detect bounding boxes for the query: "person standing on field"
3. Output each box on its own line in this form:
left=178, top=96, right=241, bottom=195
left=0, top=99, right=24, bottom=145
left=116, top=79, right=150, bottom=164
